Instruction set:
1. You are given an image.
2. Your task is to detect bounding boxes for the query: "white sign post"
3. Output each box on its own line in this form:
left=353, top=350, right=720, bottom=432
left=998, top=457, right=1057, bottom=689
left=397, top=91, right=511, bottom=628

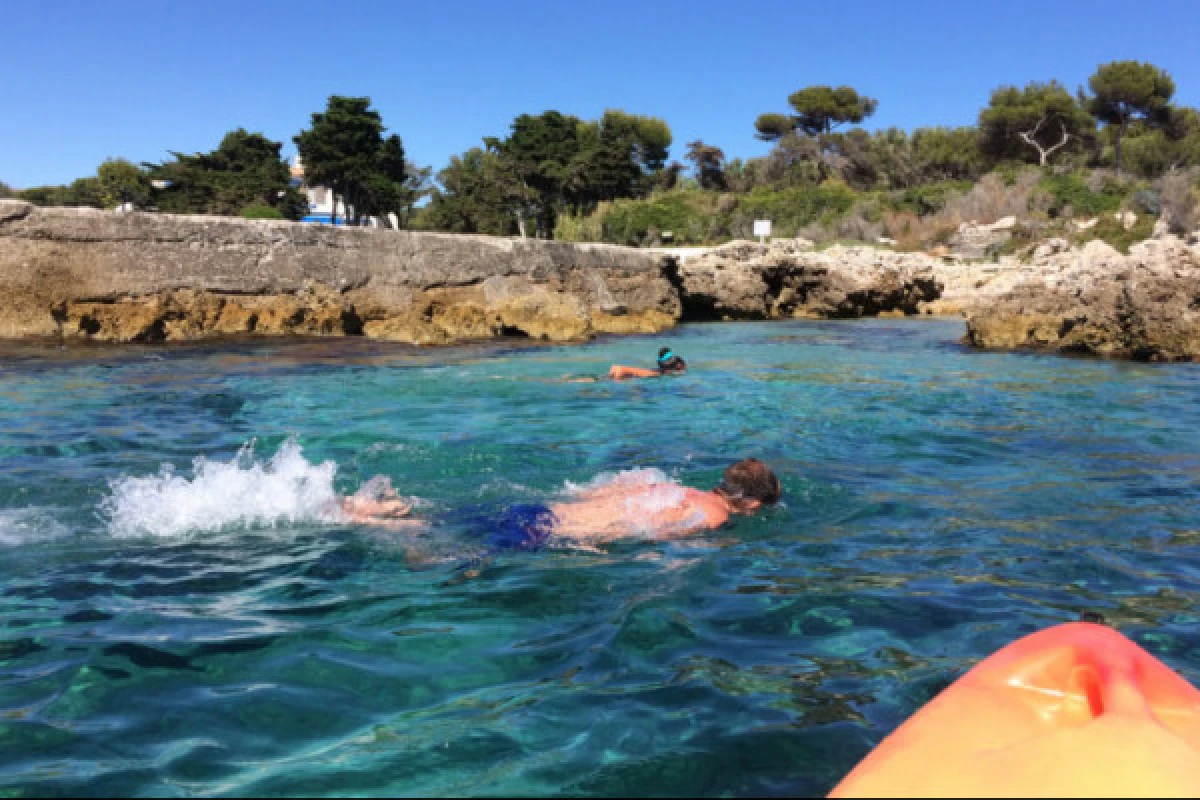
left=753, top=219, right=772, bottom=244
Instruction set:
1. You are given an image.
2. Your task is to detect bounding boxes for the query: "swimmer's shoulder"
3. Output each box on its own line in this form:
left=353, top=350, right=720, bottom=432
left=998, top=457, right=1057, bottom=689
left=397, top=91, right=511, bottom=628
left=680, top=488, right=730, bottom=527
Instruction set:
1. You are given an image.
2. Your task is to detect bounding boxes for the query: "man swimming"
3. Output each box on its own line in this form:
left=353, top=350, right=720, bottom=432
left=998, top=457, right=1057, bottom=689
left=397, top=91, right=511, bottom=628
left=338, top=459, right=780, bottom=554
left=567, top=347, right=688, bottom=383
left=607, top=346, right=688, bottom=380
left=479, top=458, right=781, bottom=550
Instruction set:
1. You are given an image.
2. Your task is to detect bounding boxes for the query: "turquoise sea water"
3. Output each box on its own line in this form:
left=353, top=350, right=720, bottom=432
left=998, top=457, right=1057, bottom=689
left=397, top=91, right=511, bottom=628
left=2, top=319, right=1200, bottom=796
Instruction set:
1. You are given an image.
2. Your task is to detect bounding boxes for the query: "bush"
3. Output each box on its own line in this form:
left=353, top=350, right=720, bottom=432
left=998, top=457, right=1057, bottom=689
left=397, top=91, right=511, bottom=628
left=944, top=171, right=1038, bottom=223
left=1073, top=213, right=1156, bottom=253
left=241, top=204, right=285, bottom=220
left=1036, top=172, right=1129, bottom=217
left=881, top=209, right=959, bottom=252
left=890, top=181, right=973, bottom=215
left=729, top=184, right=857, bottom=238
left=598, top=191, right=719, bottom=246
left=1157, top=168, right=1200, bottom=234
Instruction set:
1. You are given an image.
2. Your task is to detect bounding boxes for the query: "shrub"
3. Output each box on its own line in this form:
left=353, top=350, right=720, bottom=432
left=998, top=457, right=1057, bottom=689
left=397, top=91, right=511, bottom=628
left=1157, top=168, right=1200, bottom=234
left=730, top=184, right=857, bottom=238
left=1036, top=171, right=1128, bottom=217
left=241, top=204, right=285, bottom=220
left=944, top=171, right=1037, bottom=223
left=890, top=181, right=973, bottom=215
left=881, top=209, right=959, bottom=252
left=1073, top=213, right=1156, bottom=253
left=599, top=191, right=718, bottom=246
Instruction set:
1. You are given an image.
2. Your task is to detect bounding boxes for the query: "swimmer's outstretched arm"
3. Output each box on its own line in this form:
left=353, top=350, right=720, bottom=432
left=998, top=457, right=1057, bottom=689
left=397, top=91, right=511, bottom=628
left=607, top=365, right=660, bottom=380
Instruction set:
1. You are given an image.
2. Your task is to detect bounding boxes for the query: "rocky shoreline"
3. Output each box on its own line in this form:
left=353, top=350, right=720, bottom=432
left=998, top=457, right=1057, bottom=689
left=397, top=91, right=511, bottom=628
left=959, top=234, right=1200, bottom=361
left=2, top=199, right=1199, bottom=361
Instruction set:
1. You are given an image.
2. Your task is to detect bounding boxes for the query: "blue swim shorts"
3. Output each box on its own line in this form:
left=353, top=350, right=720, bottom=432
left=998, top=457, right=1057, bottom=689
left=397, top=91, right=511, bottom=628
left=482, top=503, right=558, bottom=551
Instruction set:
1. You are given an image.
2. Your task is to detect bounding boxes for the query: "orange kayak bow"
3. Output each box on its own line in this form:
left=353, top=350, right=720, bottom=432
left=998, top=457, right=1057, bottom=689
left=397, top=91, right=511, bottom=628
left=830, top=622, right=1200, bottom=798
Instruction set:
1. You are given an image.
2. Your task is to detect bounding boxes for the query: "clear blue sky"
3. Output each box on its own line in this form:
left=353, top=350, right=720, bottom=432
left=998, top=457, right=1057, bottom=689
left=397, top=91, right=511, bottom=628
left=2, top=0, right=1198, bottom=188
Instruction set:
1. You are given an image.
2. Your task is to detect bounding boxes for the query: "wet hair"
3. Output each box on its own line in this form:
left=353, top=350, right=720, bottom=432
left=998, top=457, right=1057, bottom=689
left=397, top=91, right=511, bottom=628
left=716, top=459, right=782, bottom=505
left=657, top=347, right=687, bottom=374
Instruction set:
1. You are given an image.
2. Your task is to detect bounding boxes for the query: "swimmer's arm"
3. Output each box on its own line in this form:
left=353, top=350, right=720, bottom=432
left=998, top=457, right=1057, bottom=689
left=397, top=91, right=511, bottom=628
left=563, top=541, right=608, bottom=555
left=607, top=365, right=660, bottom=380
left=341, top=496, right=414, bottom=517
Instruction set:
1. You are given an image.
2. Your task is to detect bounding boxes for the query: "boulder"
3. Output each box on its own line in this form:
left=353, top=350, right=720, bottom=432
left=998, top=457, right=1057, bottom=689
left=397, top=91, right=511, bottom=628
left=675, top=238, right=942, bottom=319
left=965, top=233, right=1200, bottom=361
left=1114, top=211, right=1138, bottom=231
left=949, top=220, right=1012, bottom=259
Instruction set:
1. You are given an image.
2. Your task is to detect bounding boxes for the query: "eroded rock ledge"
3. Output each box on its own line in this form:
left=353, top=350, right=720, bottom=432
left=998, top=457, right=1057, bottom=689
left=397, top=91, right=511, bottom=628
left=676, top=239, right=942, bottom=319
left=0, top=200, right=678, bottom=343
left=962, top=235, right=1200, bottom=362
left=13, top=200, right=1197, bottom=361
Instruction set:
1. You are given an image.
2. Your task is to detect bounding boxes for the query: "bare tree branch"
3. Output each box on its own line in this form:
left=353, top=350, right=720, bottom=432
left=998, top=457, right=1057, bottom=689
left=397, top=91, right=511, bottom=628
left=1018, top=116, right=1072, bottom=167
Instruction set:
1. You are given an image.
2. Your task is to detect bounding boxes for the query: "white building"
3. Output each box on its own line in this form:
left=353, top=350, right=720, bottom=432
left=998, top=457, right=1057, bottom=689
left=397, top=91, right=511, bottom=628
left=290, top=157, right=348, bottom=225
left=290, top=157, right=397, bottom=228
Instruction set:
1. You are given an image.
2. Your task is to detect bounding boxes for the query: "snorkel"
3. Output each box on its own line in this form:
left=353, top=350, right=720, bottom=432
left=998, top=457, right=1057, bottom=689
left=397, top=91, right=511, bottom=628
left=657, top=348, right=675, bottom=370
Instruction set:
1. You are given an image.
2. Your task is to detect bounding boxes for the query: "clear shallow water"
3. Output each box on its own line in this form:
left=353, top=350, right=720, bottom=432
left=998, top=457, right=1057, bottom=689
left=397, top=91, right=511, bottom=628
left=1, top=320, right=1199, bottom=796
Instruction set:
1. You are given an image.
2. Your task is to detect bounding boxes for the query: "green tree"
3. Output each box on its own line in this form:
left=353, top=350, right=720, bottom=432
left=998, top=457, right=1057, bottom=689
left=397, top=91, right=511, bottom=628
left=1086, top=61, right=1175, bottom=174
left=685, top=140, right=727, bottom=190
left=911, top=127, right=987, bottom=182
left=420, top=148, right=527, bottom=236
left=294, top=96, right=408, bottom=225
left=1122, top=106, right=1200, bottom=177
left=18, top=186, right=67, bottom=206
left=0, top=181, right=11, bottom=198
left=67, top=176, right=107, bottom=208
left=484, top=110, right=585, bottom=236
left=755, top=85, right=878, bottom=140
left=97, top=158, right=151, bottom=208
left=396, top=160, right=434, bottom=226
left=979, top=82, right=1094, bottom=166
left=149, top=129, right=305, bottom=218
left=19, top=176, right=106, bottom=208
left=573, top=110, right=673, bottom=205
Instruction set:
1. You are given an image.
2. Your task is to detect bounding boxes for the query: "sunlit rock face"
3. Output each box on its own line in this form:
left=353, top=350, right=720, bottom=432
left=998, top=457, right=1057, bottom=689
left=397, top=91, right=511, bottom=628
left=0, top=200, right=679, bottom=343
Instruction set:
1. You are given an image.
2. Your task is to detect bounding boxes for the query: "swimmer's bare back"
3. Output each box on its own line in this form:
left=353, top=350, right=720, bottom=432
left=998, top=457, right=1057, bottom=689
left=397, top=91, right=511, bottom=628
left=607, top=365, right=660, bottom=380
left=548, top=486, right=729, bottom=543
left=563, top=366, right=656, bottom=383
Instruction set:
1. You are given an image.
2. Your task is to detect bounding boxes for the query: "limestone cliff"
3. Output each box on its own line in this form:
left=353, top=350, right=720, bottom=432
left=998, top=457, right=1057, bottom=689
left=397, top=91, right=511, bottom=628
left=0, top=200, right=678, bottom=343
left=675, top=239, right=942, bottom=319
left=963, top=234, right=1200, bottom=361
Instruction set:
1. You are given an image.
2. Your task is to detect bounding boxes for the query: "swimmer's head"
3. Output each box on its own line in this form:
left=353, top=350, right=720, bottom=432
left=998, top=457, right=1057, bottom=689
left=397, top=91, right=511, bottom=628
left=657, top=347, right=687, bottom=374
left=714, top=458, right=781, bottom=514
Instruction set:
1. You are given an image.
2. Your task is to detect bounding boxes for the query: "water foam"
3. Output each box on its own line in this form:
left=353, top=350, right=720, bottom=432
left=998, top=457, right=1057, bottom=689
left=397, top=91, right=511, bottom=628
left=0, top=508, right=69, bottom=546
left=564, top=468, right=703, bottom=537
left=102, top=439, right=343, bottom=538
left=563, top=467, right=676, bottom=496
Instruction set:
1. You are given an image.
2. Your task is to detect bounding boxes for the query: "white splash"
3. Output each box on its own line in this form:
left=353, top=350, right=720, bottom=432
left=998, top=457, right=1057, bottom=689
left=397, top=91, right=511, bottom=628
left=563, top=467, right=703, bottom=537
left=0, top=508, right=69, bottom=546
left=563, top=467, right=676, bottom=496
left=102, top=439, right=344, bottom=538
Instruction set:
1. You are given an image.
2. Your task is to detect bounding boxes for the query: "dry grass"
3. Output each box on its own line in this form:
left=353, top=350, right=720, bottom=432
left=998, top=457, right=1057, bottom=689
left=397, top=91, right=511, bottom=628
left=1158, top=168, right=1200, bottom=234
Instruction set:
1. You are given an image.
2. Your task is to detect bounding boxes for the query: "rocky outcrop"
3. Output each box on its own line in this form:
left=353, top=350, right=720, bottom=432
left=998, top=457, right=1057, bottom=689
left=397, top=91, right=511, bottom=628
left=0, top=201, right=678, bottom=343
left=964, top=234, right=1200, bottom=361
left=948, top=216, right=1017, bottom=260
left=675, top=239, right=942, bottom=319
